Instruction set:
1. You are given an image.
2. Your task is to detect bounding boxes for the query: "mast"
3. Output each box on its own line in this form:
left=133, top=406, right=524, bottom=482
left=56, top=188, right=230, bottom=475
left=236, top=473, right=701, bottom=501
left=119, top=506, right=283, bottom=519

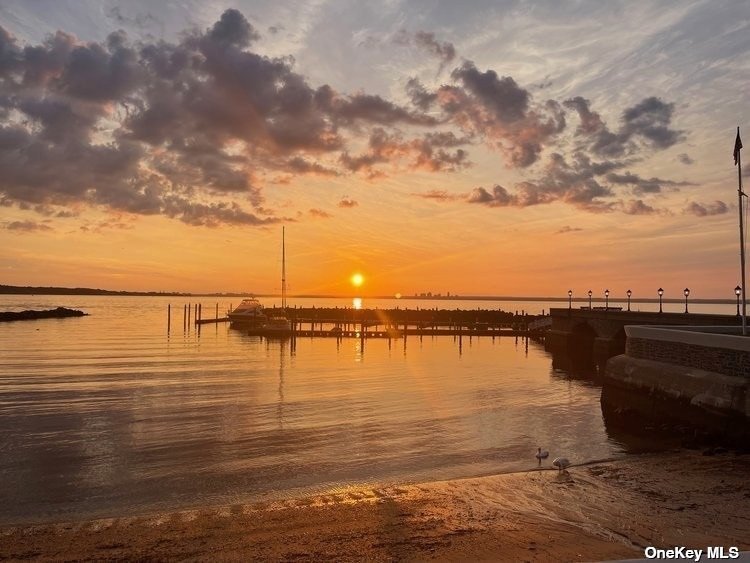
left=737, top=127, right=746, bottom=335
left=281, top=226, right=287, bottom=310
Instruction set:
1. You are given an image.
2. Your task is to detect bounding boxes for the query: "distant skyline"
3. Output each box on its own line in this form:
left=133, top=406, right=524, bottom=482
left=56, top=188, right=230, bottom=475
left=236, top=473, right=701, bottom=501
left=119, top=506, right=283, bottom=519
left=1, top=1, right=749, bottom=298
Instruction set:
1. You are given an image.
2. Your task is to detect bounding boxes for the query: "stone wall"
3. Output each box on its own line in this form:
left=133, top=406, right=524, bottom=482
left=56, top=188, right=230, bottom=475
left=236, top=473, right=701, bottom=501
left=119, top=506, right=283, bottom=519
left=627, top=337, right=749, bottom=379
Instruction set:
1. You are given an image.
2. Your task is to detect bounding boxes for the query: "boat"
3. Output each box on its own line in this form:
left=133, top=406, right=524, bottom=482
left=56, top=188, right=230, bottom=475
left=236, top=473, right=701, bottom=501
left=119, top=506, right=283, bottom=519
left=228, top=297, right=267, bottom=327
left=254, top=315, right=292, bottom=336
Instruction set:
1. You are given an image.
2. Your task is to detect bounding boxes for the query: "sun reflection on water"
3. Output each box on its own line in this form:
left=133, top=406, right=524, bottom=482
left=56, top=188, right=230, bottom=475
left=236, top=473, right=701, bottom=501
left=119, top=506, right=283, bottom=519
left=352, top=297, right=362, bottom=309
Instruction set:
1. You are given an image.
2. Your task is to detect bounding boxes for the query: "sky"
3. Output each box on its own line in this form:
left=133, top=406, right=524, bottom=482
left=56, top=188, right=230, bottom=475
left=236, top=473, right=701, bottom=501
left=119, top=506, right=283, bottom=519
left=0, top=0, right=749, bottom=298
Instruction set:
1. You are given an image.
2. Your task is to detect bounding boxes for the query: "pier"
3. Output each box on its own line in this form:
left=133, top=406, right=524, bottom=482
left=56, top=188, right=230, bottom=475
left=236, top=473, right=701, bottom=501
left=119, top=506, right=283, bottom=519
left=167, top=303, right=550, bottom=341
left=546, top=308, right=742, bottom=367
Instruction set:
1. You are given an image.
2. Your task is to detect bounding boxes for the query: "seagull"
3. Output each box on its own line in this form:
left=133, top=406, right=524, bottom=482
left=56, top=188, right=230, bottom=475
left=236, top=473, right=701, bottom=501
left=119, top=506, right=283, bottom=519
left=552, top=457, right=570, bottom=472
left=535, top=447, right=549, bottom=460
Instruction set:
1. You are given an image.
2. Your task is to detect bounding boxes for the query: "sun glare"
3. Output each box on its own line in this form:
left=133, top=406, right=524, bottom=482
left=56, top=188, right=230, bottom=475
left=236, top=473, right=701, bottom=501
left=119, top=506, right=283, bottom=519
left=351, top=273, right=364, bottom=287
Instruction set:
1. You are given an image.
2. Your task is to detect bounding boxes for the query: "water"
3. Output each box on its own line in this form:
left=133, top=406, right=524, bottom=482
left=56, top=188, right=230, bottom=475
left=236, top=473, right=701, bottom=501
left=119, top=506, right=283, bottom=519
left=0, top=295, right=729, bottom=525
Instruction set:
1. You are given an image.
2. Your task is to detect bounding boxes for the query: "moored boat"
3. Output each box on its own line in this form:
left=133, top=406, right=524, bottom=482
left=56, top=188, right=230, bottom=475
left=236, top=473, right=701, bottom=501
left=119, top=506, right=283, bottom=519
left=228, top=297, right=267, bottom=327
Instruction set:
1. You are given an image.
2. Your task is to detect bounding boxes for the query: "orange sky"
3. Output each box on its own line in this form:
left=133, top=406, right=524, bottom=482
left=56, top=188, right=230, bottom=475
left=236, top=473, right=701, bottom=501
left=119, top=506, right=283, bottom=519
left=0, top=2, right=748, bottom=299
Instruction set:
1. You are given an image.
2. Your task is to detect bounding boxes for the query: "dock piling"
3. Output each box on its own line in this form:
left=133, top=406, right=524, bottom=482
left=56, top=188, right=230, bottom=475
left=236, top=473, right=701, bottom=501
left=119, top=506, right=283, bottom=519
left=167, top=304, right=171, bottom=333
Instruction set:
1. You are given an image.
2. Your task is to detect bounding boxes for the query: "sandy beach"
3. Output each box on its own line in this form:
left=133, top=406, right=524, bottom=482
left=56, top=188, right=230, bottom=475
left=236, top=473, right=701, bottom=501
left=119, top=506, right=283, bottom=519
left=2, top=449, right=748, bottom=562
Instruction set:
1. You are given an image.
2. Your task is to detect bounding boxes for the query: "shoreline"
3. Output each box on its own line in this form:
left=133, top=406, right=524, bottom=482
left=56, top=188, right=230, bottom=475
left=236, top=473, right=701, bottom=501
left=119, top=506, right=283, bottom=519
left=3, top=450, right=748, bottom=561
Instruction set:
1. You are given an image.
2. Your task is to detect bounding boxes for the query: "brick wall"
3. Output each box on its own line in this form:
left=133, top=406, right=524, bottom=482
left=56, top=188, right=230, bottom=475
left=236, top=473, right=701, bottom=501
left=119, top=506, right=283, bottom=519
left=627, top=337, right=749, bottom=379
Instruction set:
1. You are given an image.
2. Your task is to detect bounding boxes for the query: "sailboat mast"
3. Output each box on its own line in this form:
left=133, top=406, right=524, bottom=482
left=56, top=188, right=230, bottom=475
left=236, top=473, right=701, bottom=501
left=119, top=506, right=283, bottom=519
left=281, top=226, right=287, bottom=310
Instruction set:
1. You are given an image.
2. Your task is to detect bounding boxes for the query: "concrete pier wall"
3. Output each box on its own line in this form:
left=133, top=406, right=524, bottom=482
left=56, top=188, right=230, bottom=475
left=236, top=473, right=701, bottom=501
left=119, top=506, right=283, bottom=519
left=604, top=326, right=750, bottom=421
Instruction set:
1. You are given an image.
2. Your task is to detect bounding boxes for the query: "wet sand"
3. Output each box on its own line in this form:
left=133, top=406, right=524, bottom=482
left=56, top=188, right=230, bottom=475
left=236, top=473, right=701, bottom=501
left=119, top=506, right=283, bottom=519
left=2, top=450, right=749, bottom=562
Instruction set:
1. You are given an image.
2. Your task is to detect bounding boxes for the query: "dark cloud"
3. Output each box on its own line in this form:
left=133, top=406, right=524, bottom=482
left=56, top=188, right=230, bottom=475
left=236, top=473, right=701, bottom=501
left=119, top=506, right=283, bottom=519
left=678, top=153, right=694, bottom=165
left=4, top=220, right=53, bottom=232
left=605, top=171, right=693, bottom=195
left=285, top=157, right=338, bottom=176
left=340, top=128, right=470, bottom=176
left=684, top=200, right=729, bottom=217
left=463, top=152, right=675, bottom=214
left=563, top=97, right=605, bottom=135
left=450, top=61, right=529, bottom=123
left=395, top=30, right=455, bottom=72
left=338, top=197, right=358, bottom=208
left=565, top=95, right=685, bottom=158
left=208, top=9, right=260, bottom=48
left=322, top=89, right=438, bottom=127
left=437, top=62, right=566, bottom=167
left=620, top=199, right=657, bottom=215
left=0, top=11, right=446, bottom=226
left=406, top=78, right=438, bottom=110
left=0, top=12, right=692, bottom=224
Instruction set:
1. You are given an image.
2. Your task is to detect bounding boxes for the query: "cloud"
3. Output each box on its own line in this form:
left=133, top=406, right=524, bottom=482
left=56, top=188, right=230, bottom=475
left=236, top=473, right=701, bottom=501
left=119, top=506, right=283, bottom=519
left=0, top=11, right=694, bottom=224
left=340, top=128, right=471, bottom=176
left=285, top=157, right=338, bottom=176
left=0, top=11, right=447, bottom=227
left=395, top=30, right=456, bottom=73
left=620, top=199, right=657, bottom=215
left=437, top=61, right=566, bottom=167
left=307, top=208, right=332, bottom=218
left=555, top=226, right=583, bottom=234
left=684, top=200, right=729, bottom=217
left=565, top=96, right=685, bottom=158
left=4, top=220, right=53, bottom=232
left=413, top=189, right=463, bottom=201
left=605, top=171, right=693, bottom=195
left=678, top=153, right=694, bottom=165
left=338, top=197, right=358, bottom=208
left=462, top=152, right=677, bottom=214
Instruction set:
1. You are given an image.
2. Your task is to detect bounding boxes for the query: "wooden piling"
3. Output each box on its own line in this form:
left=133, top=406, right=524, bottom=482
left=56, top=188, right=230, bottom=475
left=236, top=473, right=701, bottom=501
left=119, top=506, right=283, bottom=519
left=198, top=303, right=202, bottom=323
left=167, top=304, right=171, bottom=333
left=215, top=303, right=219, bottom=320
left=183, top=304, right=187, bottom=330
left=187, top=303, right=191, bottom=327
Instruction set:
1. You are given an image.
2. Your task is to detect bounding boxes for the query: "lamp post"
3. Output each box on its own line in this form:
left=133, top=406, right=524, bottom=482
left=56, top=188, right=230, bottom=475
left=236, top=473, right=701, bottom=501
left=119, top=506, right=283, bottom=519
left=604, top=289, right=610, bottom=310
left=568, top=289, right=572, bottom=310
left=588, top=289, right=592, bottom=309
left=736, top=285, right=742, bottom=316
left=684, top=287, right=690, bottom=314
left=626, top=289, right=632, bottom=312
left=658, top=287, right=664, bottom=313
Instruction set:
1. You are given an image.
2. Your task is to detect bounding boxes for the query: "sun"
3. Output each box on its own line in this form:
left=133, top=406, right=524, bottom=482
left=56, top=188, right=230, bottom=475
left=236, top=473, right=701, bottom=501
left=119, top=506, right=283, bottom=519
left=350, top=273, right=364, bottom=287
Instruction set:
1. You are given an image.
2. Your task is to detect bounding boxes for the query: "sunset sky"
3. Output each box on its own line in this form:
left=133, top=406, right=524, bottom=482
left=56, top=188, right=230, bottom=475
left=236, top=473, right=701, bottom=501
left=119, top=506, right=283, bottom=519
left=1, top=0, right=748, bottom=298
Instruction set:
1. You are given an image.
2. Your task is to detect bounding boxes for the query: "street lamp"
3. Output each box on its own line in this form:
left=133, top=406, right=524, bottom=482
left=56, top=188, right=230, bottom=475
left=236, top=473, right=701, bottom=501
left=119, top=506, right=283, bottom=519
left=658, top=287, right=664, bottom=313
left=626, top=289, right=632, bottom=312
left=735, top=285, right=742, bottom=316
left=684, top=288, right=690, bottom=314
left=604, top=289, right=610, bottom=310
left=588, top=289, right=592, bottom=309
left=568, top=289, right=572, bottom=310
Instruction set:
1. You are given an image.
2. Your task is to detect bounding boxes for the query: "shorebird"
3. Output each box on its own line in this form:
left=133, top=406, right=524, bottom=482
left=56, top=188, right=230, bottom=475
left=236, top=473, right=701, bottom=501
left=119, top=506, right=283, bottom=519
left=552, top=457, right=570, bottom=472
left=535, top=447, right=549, bottom=460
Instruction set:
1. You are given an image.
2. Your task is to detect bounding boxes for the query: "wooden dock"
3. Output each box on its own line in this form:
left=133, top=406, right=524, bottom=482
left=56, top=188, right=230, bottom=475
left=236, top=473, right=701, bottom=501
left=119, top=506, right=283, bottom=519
left=168, top=303, right=550, bottom=339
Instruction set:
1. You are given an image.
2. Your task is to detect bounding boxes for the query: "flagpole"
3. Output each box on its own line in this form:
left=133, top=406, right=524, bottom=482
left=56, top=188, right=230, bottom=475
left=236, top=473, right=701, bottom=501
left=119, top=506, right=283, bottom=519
left=737, top=127, right=747, bottom=335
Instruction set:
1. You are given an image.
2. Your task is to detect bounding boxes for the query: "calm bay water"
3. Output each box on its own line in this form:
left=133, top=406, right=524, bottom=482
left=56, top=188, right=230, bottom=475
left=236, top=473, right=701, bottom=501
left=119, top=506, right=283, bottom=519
left=0, top=295, right=730, bottom=525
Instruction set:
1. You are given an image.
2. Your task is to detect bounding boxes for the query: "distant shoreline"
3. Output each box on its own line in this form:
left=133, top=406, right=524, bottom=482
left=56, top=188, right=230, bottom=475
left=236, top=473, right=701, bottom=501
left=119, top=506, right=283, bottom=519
left=0, top=285, right=741, bottom=304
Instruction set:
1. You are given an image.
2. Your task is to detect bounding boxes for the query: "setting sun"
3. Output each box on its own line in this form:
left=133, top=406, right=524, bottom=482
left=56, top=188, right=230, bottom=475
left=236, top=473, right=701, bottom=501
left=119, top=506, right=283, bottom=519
left=351, top=273, right=364, bottom=287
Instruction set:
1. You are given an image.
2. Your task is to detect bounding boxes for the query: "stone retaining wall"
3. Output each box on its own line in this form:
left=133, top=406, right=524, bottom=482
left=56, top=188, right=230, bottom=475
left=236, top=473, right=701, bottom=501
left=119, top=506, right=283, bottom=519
left=627, top=337, right=749, bottom=379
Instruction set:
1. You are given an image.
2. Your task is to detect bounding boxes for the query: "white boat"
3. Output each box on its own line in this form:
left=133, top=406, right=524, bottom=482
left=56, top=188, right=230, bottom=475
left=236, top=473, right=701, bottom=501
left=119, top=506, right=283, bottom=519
left=228, top=297, right=267, bottom=326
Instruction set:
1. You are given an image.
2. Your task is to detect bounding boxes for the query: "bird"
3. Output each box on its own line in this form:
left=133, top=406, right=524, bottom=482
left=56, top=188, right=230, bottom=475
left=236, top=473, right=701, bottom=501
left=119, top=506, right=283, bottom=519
left=552, top=457, right=570, bottom=472
left=535, top=447, right=549, bottom=460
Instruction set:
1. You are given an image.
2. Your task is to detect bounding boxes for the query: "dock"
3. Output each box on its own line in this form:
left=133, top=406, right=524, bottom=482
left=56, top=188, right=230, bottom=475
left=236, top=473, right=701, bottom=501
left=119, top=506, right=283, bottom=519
left=167, top=303, right=551, bottom=339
